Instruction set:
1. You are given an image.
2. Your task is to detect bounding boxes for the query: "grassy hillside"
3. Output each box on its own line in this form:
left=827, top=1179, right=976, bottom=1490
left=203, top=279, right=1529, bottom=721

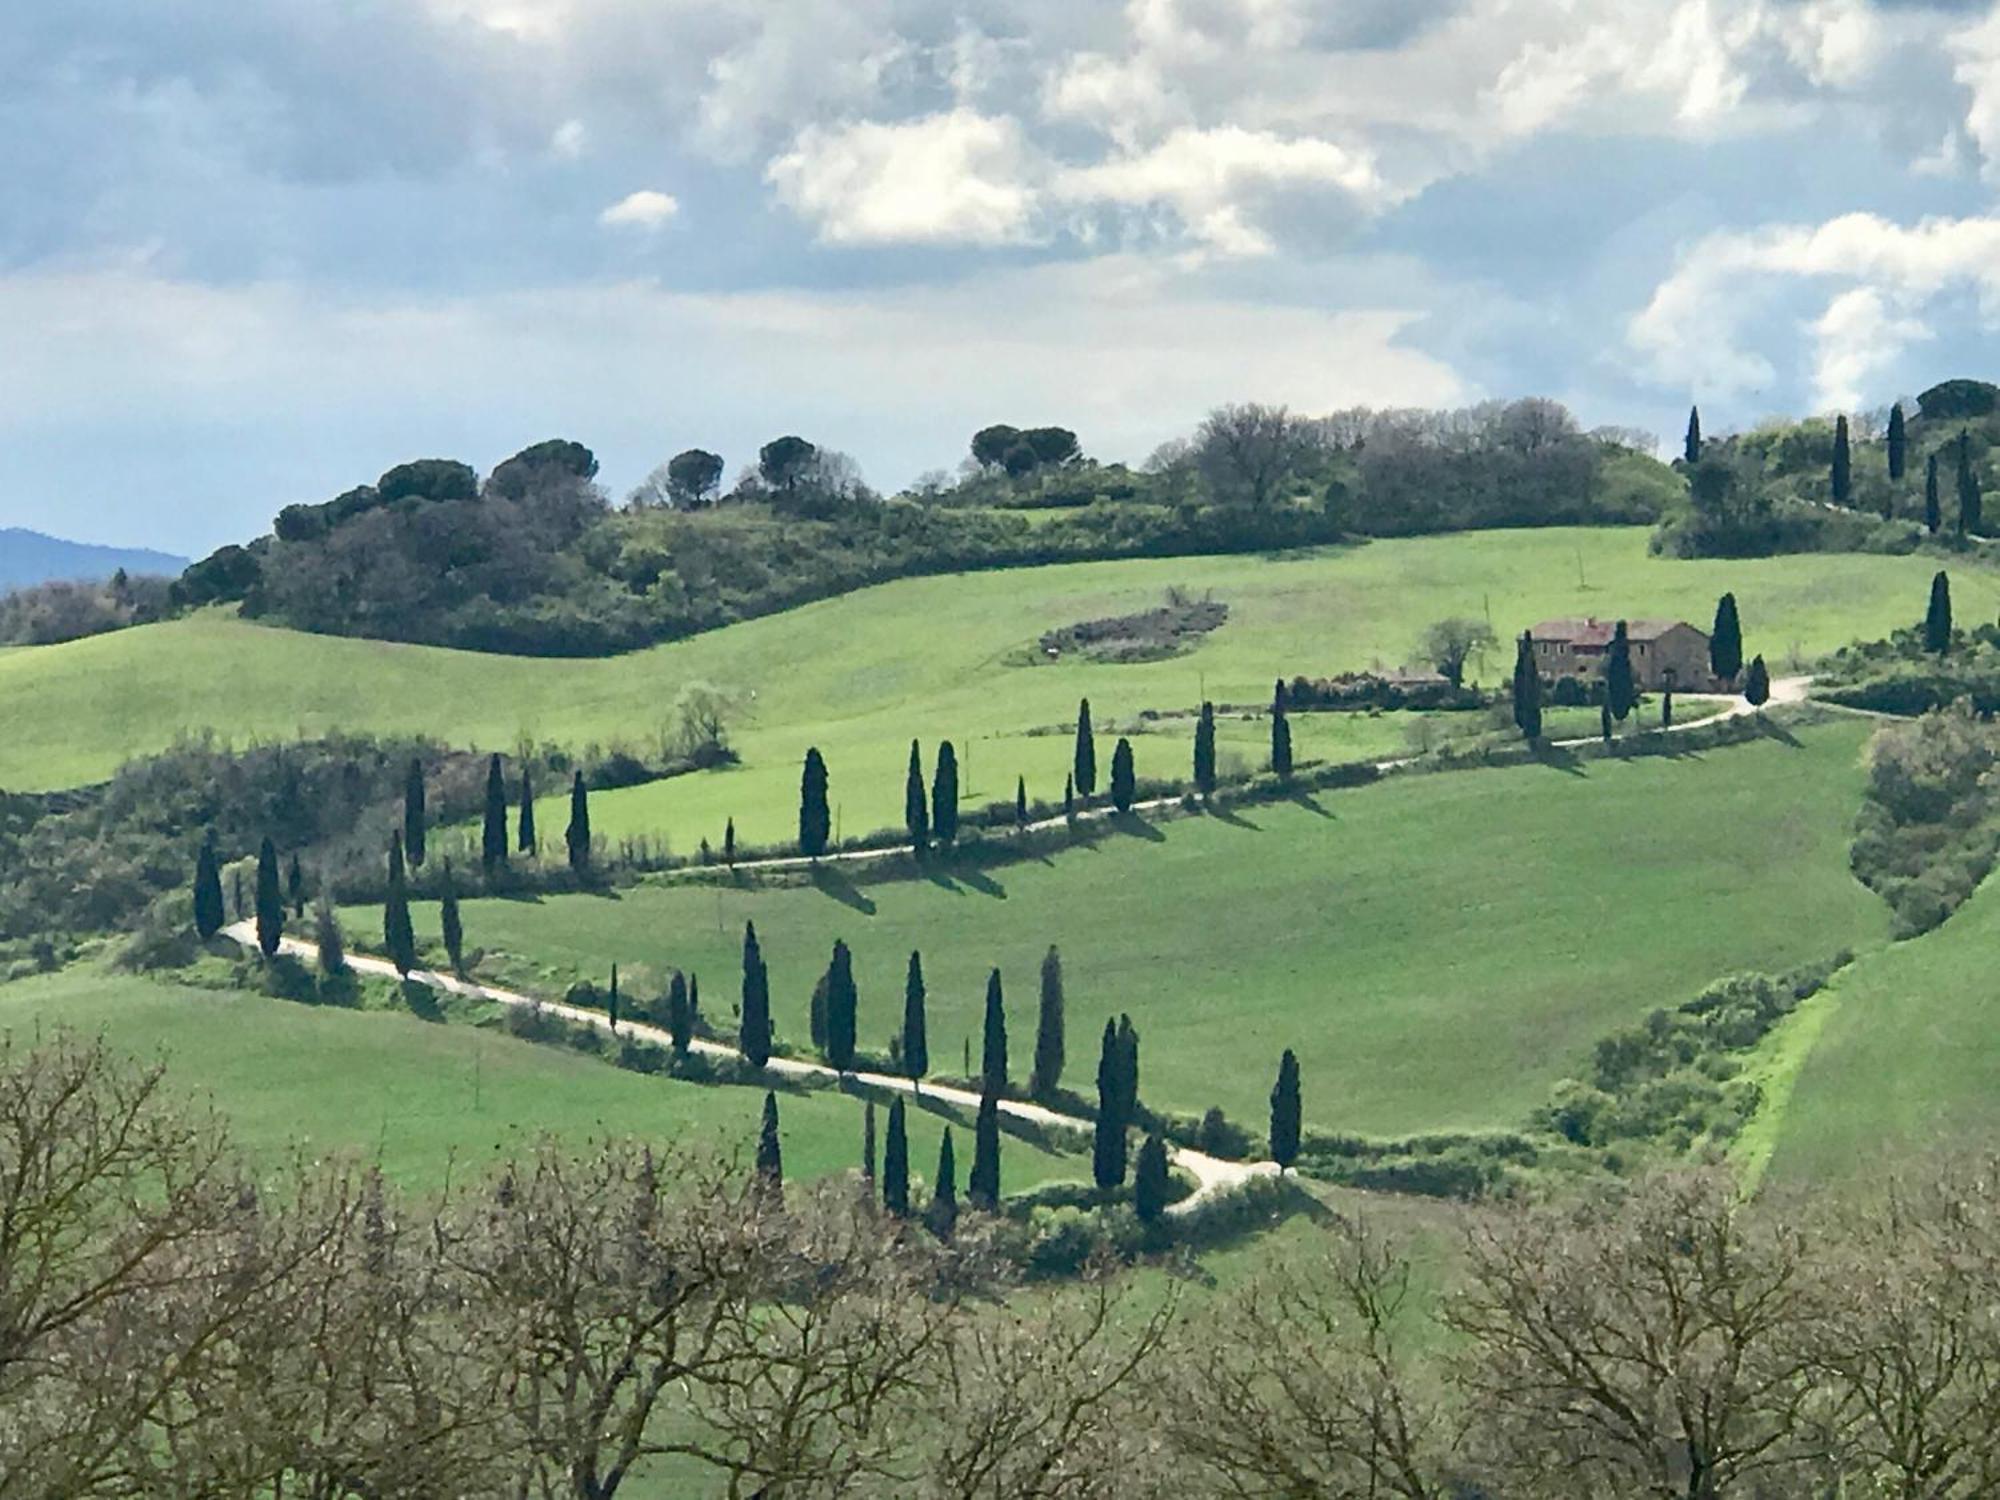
left=0, top=967, right=1090, bottom=1194
left=371, top=718, right=1889, bottom=1139
left=0, top=528, right=1982, bottom=854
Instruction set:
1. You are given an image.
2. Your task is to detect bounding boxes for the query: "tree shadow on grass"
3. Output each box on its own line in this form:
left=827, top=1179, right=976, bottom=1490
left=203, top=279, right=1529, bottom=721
left=809, top=866, right=878, bottom=916
left=1110, top=811, right=1166, bottom=843
left=1284, top=789, right=1335, bottom=819
left=1530, top=743, right=1590, bottom=777
left=1207, top=803, right=1262, bottom=831
left=1750, top=714, right=1803, bottom=747
left=925, top=864, right=1009, bottom=899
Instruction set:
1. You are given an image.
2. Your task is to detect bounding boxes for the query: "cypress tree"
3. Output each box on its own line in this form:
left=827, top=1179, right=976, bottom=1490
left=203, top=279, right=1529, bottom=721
left=1831, top=414, right=1851, bottom=507
left=667, top=970, right=692, bottom=1056
left=1115, top=1014, right=1140, bottom=1124
left=1092, top=1019, right=1127, bottom=1190
left=254, top=836, right=284, bottom=958
left=1663, top=689, right=1674, bottom=730
left=1605, top=620, right=1636, bottom=722
left=1133, top=1132, right=1170, bottom=1224
left=384, top=831, right=417, bottom=977
left=1030, top=944, right=1065, bottom=1100
left=565, top=771, right=591, bottom=876
left=825, top=939, right=858, bottom=1072
left=1710, top=593, right=1743, bottom=685
left=1274, top=676, right=1289, bottom=711
left=756, top=1092, right=783, bottom=1201
left=929, top=1129, right=958, bottom=1239
left=969, top=1092, right=1001, bottom=1211
left=481, top=754, right=508, bottom=874
left=723, top=817, right=736, bottom=866
left=1110, top=737, right=1136, bottom=814
left=1888, top=401, right=1907, bottom=484
left=1271, top=698, right=1294, bottom=778
left=1269, top=1049, right=1302, bottom=1170
left=1600, top=702, right=1612, bottom=743
left=1926, top=571, right=1953, bottom=655
left=809, top=972, right=829, bottom=1055
left=862, top=1099, right=877, bottom=1184
left=932, top=741, right=960, bottom=846
left=1927, top=452, right=1942, bottom=535
left=1958, top=431, right=1982, bottom=535
left=313, top=892, right=347, bottom=977
left=193, top=836, right=224, bottom=941
left=1512, top=632, right=1543, bottom=742
left=1684, top=404, right=1702, bottom=465
left=902, top=950, right=929, bottom=1087
left=904, top=740, right=929, bottom=853
left=403, top=757, right=427, bottom=867
left=980, top=968, right=1008, bottom=1095
left=1015, top=775, right=1028, bottom=829
left=287, top=851, right=305, bottom=919
left=740, top=921, right=771, bottom=1067
left=882, top=1097, right=910, bottom=1216
left=517, top=769, right=536, bottom=854
left=1074, top=699, right=1097, bottom=797
left=1745, top=655, right=1771, bottom=708
left=799, top=747, right=831, bottom=857
left=607, top=965, right=621, bottom=1031
left=1193, top=701, right=1217, bottom=798
left=440, top=863, right=464, bottom=974
left=688, top=972, right=700, bottom=1032
left=1063, top=773, right=1076, bottom=822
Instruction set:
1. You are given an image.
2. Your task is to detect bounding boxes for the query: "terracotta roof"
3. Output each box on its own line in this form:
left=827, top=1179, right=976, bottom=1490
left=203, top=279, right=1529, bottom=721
left=1528, top=617, right=1697, bottom=646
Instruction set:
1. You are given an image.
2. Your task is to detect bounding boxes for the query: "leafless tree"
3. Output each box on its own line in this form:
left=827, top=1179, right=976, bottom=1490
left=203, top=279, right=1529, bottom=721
left=1416, top=617, right=1496, bottom=687
left=1193, top=404, right=1321, bottom=508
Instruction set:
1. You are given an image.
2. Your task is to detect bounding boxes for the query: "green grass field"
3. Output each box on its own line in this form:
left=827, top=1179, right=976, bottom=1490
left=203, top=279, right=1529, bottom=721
left=0, top=529, right=1980, bottom=861
left=0, top=968, right=1090, bottom=1195
left=369, top=717, right=1890, bottom=1139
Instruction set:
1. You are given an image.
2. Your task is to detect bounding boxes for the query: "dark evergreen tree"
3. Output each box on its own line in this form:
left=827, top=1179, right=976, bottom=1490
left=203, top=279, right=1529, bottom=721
left=723, top=817, right=736, bottom=866
left=1133, top=1132, right=1170, bottom=1224
left=1193, top=701, right=1217, bottom=798
left=1092, top=1020, right=1128, bottom=1190
left=313, top=893, right=346, bottom=977
left=933, top=741, right=960, bottom=845
left=383, top=831, right=417, bottom=977
left=1269, top=1049, right=1302, bottom=1170
left=1926, top=570, right=1953, bottom=656
left=1927, top=452, right=1942, bottom=535
left=1662, top=690, right=1674, bottom=730
left=1511, top=632, right=1543, bottom=742
left=1074, top=698, right=1097, bottom=797
left=1115, top=1014, right=1140, bottom=1124
left=882, top=1097, right=910, bottom=1216
left=1831, top=414, right=1852, bottom=508
left=1110, top=737, right=1136, bottom=814
left=928, top=1129, right=958, bottom=1239
left=607, top=965, right=621, bottom=1031
left=688, top=972, right=700, bottom=1033
left=1958, top=431, right=1982, bottom=535
left=517, top=769, right=536, bottom=854
left=1710, top=593, right=1743, bottom=684
left=756, top=1092, right=783, bottom=1201
left=193, top=835, right=224, bottom=941
left=1745, top=655, right=1772, bottom=708
left=1605, top=620, right=1636, bottom=723
left=1030, top=944, right=1064, bottom=1100
left=254, top=836, right=284, bottom=958
left=862, top=1099, right=877, bottom=1184
left=1273, top=676, right=1289, bottom=711
left=799, top=747, right=831, bottom=857
left=1270, top=698, right=1294, bottom=778
left=286, top=851, right=305, bottom=919
left=481, top=754, right=508, bottom=874
left=902, top=950, right=929, bottom=1087
left=969, top=1092, right=1001, bottom=1211
left=809, top=971, right=829, bottom=1056
left=403, top=757, right=427, bottom=867
left=440, top=863, right=464, bottom=974
left=825, top=938, right=858, bottom=1072
left=981, top=969, right=1008, bottom=1095
left=1684, top=404, right=1702, bottom=465
left=1888, top=401, right=1907, bottom=484
left=667, top=970, right=693, bottom=1056
left=740, top=921, right=771, bottom=1067
left=1063, top=773, right=1076, bottom=822
left=1015, top=775, right=1028, bottom=829
left=565, top=771, right=591, bottom=875
left=904, top=740, right=929, bottom=853
left=1600, top=703, right=1613, bottom=743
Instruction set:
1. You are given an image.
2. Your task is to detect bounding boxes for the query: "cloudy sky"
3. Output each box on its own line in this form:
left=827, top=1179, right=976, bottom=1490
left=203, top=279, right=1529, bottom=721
left=7, top=0, right=2000, bottom=553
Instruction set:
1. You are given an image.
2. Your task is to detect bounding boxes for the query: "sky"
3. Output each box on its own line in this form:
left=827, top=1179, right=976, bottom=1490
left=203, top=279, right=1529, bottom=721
left=7, top=0, right=2000, bottom=554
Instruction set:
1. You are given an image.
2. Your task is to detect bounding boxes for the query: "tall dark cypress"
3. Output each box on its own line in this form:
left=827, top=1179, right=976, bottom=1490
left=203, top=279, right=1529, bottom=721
left=254, top=836, right=284, bottom=958
left=1887, top=401, right=1907, bottom=484
left=799, top=747, right=831, bottom=857
left=862, top=1100, right=877, bottom=1184
left=1684, top=404, right=1702, bottom=465
left=723, top=817, right=736, bottom=866
left=517, top=769, right=536, bottom=854
left=1710, top=593, right=1743, bottom=685
left=904, top=740, right=929, bottom=853
left=193, top=835, right=224, bottom=941
left=756, top=1092, right=783, bottom=1201
left=1115, top=1014, right=1140, bottom=1124
left=1958, top=431, right=1982, bottom=536
left=1269, top=1048, right=1302, bottom=1170
left=403, top=757, right=427, bottom=867
left=1270, top=699, right=1293, bottom=778
left=1744, top=655, right=1772, bottom=708
left=607, top=965, right=621, bottom=1031
left=565, top=771, right=591, bottom=875
left=1133, top=1132, right=1170, bottom=1224
left=902, top=950, right=929, bottom=1086
left=688, top=972, right=700, bottom=1031
left=440, top=863, right=464, bottom=974
left=809, top=972, right=829, bottom=1055
left=1030, top=945, right=1065, bottom=1100
left=1063, top=774, right=1076, bottom=822
left=1110, top=738, right=1136, bottom=814
left=1831, top=414, right=1851, bottom=507
left=929, top=1129, right=958, bottom=1239
left=825, top=939, right=858, bottom=1072
left=1927, top=452, right=1942, bottom=535
left=1015, top=775, right=1029, bottom=829
left=932, top=741, right=960, bottom=846
left=1092, top=1019, right=1127, bottom=1190
left=1605, top=621, right=1636, bottom=723
left=1926, top=571, right=1953, bottom=656
left=740, top=921, right=771, bottom=1068
left=383, top=831, right=417, bottom=977
left=481, top=754, right=509, bottom=874
left=969, top=1091, right=1001, bottom=1211
left=980, top=968, right=1008, bottom=1095
left=668, top=970, right=692, bottom=1056
left=1193, top=701, right=1217, bottom=797
left=1512, top=632, right=1543, bottom=742
left=1073, top=698, right=1097, bottom=797
left=882, top=1097, right=910, bottom=1216
left=287, top=851, right=305, bottom=919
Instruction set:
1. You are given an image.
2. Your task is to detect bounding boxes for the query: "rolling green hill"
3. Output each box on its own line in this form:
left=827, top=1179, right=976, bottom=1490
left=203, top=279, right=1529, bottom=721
left=0, top=528, right=1982, bottom=858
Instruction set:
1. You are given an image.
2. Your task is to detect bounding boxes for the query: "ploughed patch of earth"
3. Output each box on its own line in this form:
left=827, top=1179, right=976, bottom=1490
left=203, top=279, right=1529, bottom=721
left=1037, top=594, right=1229, bottom=664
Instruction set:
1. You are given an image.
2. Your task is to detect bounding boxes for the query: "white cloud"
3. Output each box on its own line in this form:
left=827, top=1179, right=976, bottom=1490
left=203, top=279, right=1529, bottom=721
left=765, top=110, right=1039, bottom=246
left=550, top=118, right=589, bottom=158
left=599, top=189, right=680, bottom=228
left=1808, top=286, right=1932, bottom=413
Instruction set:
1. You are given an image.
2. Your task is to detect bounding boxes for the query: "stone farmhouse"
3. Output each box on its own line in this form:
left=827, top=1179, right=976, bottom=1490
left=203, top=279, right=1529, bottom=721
left=1527, top=617, right=1717, bottom=691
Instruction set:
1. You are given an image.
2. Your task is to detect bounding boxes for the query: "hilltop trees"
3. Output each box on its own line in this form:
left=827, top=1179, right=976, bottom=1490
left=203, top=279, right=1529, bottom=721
left=1926, top=571, right=1954, bottom=655
left=254, top=837, right=283, bottom=958
left=482, top=754, right=508, bottom=874
left=902, top=951, right=929, bottom=1087
left=403, top=758, right=426, bottom=867
left=193, top=836, right=224, bottom=941
left=384, top=831, right=417, bottom=976
left=1074, top=699, right=1097, bottom=797
left=1684, top=405, right=1702, bottom=465
left=740, top=921, right=772, bottom=1067
left=1193, top=702, right=1217, bottom=798
left=1194, top=402, right=1317, bottom=508
left=799, top=748, right=831, bottom=857
left=1605, top=621, right=1636, bottom=723
left=1512, top=632, right=1543, bottom=742
left=1927, top=452, right=1942, bottom=534
left=666, top=448, right=724, bottom=507
left=825, top=940, right=858, bottom=1073
left=981, top=970, right=1008, bottom=1095
left=1887, top=401, right=1907, bottom=484
left=1270, top=693, right=1293, bottom=777
left=517, top=769, right=536, bottom=854
left=882, top=1097, right=910, bottom=1216
left=1110, top=738, right=1136, bottom=813
left=1958, top=431, right=1983, bottom=535
left=565, top=771, right=591, bottom=876
left=1270, top=1049, right=1302, bottom=1170
left=1711, top=593, right=1743, bottom=685
left=1031, top=945, right=1065, bottom=1100
left=1831, top=414, right=1852, bottom=508
left=933, top=742, right=960, bottom=846
left=904, top=741, right=929, bottom=853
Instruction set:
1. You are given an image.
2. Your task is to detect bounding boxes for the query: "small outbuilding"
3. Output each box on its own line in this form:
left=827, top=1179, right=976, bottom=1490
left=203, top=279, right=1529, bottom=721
left=1527, top=617, right=1716, bottom=691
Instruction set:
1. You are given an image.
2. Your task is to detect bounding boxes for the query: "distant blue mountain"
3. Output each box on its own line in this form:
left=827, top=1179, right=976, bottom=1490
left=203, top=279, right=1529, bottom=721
left=0, top=528, right=188, bottom=592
